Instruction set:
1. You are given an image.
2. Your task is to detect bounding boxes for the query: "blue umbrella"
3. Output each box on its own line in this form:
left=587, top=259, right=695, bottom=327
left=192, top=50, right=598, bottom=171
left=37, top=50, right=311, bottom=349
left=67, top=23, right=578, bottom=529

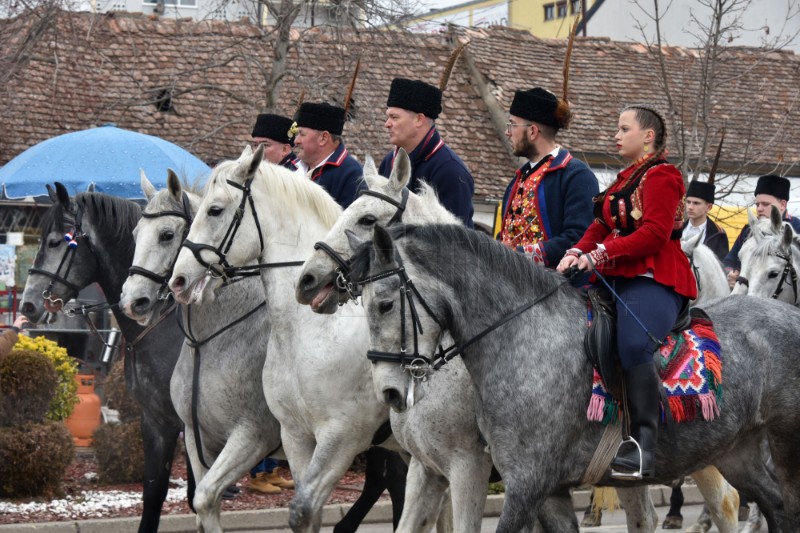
left=0, top=124, right=211, bottom=199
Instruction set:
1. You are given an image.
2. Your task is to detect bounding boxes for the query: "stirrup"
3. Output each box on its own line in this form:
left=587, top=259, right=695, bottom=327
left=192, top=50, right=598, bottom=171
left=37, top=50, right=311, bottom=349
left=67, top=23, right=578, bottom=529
left=611, top=436, right=644, bottom=480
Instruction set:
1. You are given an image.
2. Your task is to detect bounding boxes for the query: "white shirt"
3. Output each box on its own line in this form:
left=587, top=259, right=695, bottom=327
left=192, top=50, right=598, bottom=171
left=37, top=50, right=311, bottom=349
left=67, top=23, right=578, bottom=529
left=306, top=150, right=335, bottom=180
left=682, top=219, right=707, bottom=242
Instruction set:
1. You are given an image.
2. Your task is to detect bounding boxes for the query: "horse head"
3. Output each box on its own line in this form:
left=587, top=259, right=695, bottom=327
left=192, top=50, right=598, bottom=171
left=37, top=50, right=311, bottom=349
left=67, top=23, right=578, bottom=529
left=348, top=224, right=455, bottom=412
left=296, top=148, right=458, bottom=313
left=21, top=183, right=140, bottom=322
left=120, top=169, right=199, bottom=325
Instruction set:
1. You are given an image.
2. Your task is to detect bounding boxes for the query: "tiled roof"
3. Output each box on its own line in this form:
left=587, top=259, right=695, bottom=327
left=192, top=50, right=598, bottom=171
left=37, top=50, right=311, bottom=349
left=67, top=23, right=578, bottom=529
left=1, top=11, right=798, bottom=203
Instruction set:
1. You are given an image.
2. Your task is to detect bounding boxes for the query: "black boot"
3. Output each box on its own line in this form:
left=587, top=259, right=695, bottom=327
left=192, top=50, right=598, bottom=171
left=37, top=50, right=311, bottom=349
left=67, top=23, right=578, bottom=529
left=611, top=362, right=660, bottom=478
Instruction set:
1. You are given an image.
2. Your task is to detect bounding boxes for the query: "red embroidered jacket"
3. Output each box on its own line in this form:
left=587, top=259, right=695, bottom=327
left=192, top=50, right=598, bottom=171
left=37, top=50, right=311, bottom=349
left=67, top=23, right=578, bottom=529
left=574, top=161, right=697, bottom=299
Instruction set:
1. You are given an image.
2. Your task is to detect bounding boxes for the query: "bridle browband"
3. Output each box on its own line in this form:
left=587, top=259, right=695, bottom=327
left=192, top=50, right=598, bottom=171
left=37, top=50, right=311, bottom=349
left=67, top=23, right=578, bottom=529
left=312, top=187, right=410, bottom=303
left=180, top=176, right=303, bottom=280
left=127, top=191, right=193, bottom=300
left=357, top=252, right=566, bottom=377
left=737, top=247, right=798, bottom=302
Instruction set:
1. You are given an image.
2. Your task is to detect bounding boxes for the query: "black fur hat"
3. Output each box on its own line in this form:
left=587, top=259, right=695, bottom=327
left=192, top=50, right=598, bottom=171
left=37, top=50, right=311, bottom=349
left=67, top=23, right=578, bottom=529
left=509, top=87, right=560, bottom=129
left=252, top=113, right=295, bottom=146
left=755, top=174, right=791, bottom=201
left=386, top=78, right=443, bottom=119
left=294, top=102, right=346, bottom=135
left=686, top=180, right=715, bottom=203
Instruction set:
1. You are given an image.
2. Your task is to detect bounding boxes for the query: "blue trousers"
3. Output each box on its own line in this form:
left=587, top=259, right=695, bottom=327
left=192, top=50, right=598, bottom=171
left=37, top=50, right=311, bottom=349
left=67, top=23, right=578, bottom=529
left=610, top=276, right=685, bottom=370
left=250, top=457, right=279, bottom=477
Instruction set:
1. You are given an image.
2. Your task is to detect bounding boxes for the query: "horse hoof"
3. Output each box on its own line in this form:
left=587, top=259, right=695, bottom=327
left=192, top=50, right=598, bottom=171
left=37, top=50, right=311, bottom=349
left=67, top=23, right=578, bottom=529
left=661, top=514, right=682, bottom=529
left=580, top=512, right=602, bottom=527
left=683, top=520, right=710, bottom=533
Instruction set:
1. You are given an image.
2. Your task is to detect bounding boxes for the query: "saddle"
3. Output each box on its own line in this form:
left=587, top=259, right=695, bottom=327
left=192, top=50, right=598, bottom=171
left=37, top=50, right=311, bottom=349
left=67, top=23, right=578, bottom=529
left=584, top=287, right=691, bottom=400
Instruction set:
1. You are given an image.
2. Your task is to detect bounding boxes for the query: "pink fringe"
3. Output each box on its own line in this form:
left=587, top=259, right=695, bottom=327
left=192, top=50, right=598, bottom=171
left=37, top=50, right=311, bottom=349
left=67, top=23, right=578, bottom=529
left=587, top=393, right=605, bottom=422
left=699, top=393, right=720, bottom=421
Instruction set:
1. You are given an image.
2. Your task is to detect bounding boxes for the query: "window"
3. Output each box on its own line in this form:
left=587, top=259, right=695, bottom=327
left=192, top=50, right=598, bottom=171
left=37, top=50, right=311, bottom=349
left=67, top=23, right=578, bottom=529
left=143, top=0, right=197, bottom=7
left=556, top=1, right=567, bottom=18
left=544, top=3, right=555, bottom=20
left=570, top=0, right=581, bottom=14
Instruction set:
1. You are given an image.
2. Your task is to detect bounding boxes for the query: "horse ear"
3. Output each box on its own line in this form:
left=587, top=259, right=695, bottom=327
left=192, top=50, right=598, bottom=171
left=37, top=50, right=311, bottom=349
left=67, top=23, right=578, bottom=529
left=372, top=224, right=396, bottom=266
left=781, top=223, right=794, bottom=252
left=140, top=170, right=158, bottom=201
left=247, top=144, right=264, bottom=177
left=770, top=205, right=782, bottom=234
left=748, top=208, right=763, bottom=241
left=345, top=229, right=366, bottom=252
left=389, top=149, right=411, bottom=192
left=242, top=144, right=253, bottom=158
left=362, top=156, right=377, bottom=188
left=166, top=169, right=182, bottom=201
left=54, top=182, right=71, bottom=210
left=682, top=232, right=702, bottom=254
left=46, top=184, right=57, bottom=203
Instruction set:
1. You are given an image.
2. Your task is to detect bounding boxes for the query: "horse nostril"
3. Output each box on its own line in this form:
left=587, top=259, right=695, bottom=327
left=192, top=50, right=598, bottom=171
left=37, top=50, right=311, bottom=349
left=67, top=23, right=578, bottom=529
left=20, top=302, right=35, bottom=315
left=173, top=276, right=186, bottom=289
left=383, top=388, right=402, bottom=408
left=300, top=273, right=315, bottom=290
left=133, top=297, right=151, bottom=312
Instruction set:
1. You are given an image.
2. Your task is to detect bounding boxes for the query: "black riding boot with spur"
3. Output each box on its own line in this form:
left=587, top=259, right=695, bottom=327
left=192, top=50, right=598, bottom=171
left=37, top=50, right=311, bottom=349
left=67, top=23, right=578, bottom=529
left=611, top=362, right=660, bottom=478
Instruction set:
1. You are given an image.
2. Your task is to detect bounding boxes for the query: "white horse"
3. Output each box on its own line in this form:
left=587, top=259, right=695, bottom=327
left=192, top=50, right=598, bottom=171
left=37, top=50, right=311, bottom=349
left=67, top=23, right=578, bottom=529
left=168, top=146, right=393, bottom=533
left=682, top=233, right=730, bottom=305
left=120, top=171, right=282, bottom=533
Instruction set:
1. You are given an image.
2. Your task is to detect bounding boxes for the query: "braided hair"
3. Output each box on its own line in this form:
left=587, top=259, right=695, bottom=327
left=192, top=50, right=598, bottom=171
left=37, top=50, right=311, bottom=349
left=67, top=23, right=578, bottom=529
left=623, top=103, right=668, bottom=156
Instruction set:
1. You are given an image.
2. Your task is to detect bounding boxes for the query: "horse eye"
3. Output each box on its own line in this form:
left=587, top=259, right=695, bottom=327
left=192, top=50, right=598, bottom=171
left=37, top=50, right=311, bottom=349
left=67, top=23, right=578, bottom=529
left=48, top=239, right=61, bottom=248
left=208, top=206, right=223, bottom=217
left=159, top=231, right=174, bottom=243
left=768, top=271, right=779, bottom=279
left=358, top=215, right=377, bottom=226
left=378, top=300, right=394, bottom=314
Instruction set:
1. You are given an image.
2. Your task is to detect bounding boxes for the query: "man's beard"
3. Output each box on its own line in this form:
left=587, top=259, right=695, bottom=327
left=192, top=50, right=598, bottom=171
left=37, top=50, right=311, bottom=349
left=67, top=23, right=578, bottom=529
left=513, top=135, right=538, bottom=160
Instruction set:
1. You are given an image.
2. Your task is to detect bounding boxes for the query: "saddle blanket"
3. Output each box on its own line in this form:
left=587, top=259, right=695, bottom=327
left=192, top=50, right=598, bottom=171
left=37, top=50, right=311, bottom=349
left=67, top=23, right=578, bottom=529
left=588, top=316, right=722, bottom=425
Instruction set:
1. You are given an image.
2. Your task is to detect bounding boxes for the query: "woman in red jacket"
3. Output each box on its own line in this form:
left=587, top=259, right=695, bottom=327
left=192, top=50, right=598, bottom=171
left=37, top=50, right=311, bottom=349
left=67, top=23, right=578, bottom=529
left=557, top=104, right=696, bottom=478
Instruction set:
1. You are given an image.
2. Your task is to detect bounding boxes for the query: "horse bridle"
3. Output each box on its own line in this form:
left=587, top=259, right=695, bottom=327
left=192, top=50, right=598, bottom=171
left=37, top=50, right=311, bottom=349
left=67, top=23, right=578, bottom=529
left=357, top=250, right=566, bottom=379
left=313, top=187, right=410, bottom=303
left=127, top=192, right=193, bottom=300
left=181, top=177, right=303, bottom=279
left=29, top=203, right=98, bottom=309
left=736, top=248, right=798, bottom=302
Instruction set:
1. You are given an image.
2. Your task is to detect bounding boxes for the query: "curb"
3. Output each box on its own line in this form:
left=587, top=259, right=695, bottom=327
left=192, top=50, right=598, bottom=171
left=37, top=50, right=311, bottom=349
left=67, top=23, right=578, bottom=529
left=0, top=485, right=702, bottom=532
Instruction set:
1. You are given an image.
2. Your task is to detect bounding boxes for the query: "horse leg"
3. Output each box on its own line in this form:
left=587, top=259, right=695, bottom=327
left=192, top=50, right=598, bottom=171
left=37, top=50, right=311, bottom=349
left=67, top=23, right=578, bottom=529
left=182, top=426, right=210, bottom=532
left=535, top=488, right=579, bottom=533
left=192, top=431, right=267, bottom=533
left=394, top=457, right=448, bottom=533
left=288, top=437, right=369, bottom=533
left=446, top=453, right=493, bottom=533
left=185, top=440, right=197, bottom=514
left=333, top=448, right=399, bottom=533
left=767, top=423, right=800, bottom=531
left=138, top=412, right=180, bottom=533
left=436, top=491, right=453, bottom=533
left=690, top=466, right=739, bottom=533
left=494, top=474, right=549, bottom=533
left=616, top=486, right=657, bottom=533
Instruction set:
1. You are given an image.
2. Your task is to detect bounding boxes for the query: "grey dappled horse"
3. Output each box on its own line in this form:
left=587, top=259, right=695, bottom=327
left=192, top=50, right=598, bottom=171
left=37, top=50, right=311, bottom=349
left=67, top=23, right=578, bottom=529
left=681, top=233, right=730, bottom=306
left=168, top=146, right=395, bottom=533
left=20, top=185, right=187, bottom=533
left=351, top=223, right=800, bottom=533
left=297, top=150, right=659, bottom=532
left=119, top=171, right=281, bottom=533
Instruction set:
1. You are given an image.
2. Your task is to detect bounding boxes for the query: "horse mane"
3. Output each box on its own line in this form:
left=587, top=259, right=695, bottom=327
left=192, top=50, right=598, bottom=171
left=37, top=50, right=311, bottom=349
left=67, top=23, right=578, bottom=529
left=362, top=172, right=456, bottom=222
left=211, top=160, right=342, bottom=230
left=41, top=192, right=141, bottom=246
left=351, top=223, right=564, bottom=298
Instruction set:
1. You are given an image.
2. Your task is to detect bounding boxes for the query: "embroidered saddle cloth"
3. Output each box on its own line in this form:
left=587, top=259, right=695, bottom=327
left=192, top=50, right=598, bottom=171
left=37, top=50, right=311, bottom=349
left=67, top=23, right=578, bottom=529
left=587, top=310, right=723, bottom=425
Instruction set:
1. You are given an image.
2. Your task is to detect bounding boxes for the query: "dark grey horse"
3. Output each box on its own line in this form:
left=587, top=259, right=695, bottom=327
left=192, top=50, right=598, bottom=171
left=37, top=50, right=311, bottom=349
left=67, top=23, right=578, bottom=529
left=351, top=223, right=800, bottom=533
left=20, top=184, right=186, bottom=533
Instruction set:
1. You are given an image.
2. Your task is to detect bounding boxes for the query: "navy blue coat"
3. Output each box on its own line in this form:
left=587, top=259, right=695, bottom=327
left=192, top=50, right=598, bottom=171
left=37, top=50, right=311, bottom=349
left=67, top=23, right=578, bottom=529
left=379, top=127, right=474, bottom=228
left=500, top=148, right=599, bottom=267
left=280, top=152, right=301, bottom=171
left=723, top=215, right=800, bottom=271
left=310, top=143, right=365, bottom=209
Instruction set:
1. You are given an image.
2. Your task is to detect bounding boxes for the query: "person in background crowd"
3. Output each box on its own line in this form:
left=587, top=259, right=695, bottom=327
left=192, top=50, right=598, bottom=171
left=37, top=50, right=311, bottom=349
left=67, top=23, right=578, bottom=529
left=723, top=174, right=800, bottom=288
left=681, top=180, right=729, bottom=261
left=0, top=315, right=29, bottom=359
left=379, top=77, right=475, bottom=227
left=251, top=113, right=304, bottom=173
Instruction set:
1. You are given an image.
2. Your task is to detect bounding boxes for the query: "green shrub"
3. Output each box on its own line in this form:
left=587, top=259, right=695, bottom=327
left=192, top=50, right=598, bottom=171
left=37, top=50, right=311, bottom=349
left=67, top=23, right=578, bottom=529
left=0, top=350, right=58, bottom=426
left=13, top=335, right=78, bottom=421
left=93, top=421, right=145, bottom=484
left=104, top=359, right=140, bottom=423
left=0, top=422, right=74, bottom=497
left=487, top=482, right=505, bottom=495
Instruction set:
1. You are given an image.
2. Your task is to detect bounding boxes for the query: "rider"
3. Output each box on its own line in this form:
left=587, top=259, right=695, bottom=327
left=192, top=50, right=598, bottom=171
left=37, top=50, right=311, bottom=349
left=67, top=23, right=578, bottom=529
left=723, top=174, right=800, bottom=288
left=557, top=104, right=697, bottom=478
left=251, top=113, right=304, bottom=173
left=497, top=87, right=598, bottom=267
left=681, top=180, right=729, bottom=261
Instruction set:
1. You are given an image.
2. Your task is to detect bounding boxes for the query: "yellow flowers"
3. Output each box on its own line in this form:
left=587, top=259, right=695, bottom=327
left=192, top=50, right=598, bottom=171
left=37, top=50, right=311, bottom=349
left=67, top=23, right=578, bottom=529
left=288, top=122, right=299, bottom=138
left=14, top=335, right=79, bottom=421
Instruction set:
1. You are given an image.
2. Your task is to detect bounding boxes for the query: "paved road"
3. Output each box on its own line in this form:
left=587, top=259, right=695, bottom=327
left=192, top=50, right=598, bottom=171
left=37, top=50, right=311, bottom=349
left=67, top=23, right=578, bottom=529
left=257, top=503, right=742, bottom=532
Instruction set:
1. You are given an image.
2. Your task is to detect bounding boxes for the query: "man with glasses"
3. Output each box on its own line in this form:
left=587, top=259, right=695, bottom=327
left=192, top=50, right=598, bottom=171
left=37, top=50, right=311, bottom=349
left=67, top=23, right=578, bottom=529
left=379, top=78, right=475, bottom=228
left=251, top=113, right=304, bottom=173
left=292, top=102, right=365, bottom=208
left=497, top=87, right=598, bottom=267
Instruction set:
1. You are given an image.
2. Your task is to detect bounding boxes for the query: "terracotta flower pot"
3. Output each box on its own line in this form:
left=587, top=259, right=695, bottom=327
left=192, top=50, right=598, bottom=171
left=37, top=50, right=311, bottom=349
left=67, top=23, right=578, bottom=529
left=64, top=374, right=102, bottom=446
